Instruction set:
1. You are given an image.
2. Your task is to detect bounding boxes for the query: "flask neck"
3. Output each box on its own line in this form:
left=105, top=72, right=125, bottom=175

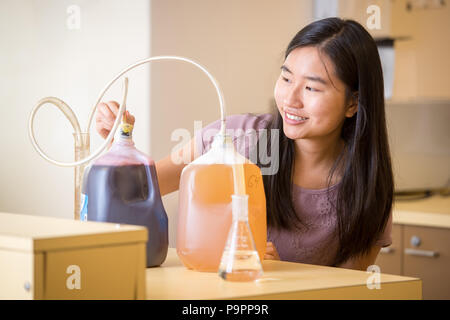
left=231, top=194, right=249, bottom=221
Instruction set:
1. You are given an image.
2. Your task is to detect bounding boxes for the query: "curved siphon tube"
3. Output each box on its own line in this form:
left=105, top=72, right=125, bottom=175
left=28, top=55, right=227, bottom=167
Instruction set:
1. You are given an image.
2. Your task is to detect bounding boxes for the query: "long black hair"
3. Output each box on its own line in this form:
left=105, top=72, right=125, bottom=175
left=258, top=17, right=394, bottom=266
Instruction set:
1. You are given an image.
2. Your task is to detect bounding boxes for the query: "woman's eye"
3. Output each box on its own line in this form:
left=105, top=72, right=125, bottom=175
left=306, top=86, right=317, bottom=92
left=282, top=76, right=290, bottom=83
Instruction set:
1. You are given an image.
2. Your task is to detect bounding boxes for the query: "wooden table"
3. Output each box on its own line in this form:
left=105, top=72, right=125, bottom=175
left=145, top=248, right=422, bottom=299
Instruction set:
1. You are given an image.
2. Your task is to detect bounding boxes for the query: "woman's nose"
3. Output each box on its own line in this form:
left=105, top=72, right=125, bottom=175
left=283, top=86, right=303, bottom=109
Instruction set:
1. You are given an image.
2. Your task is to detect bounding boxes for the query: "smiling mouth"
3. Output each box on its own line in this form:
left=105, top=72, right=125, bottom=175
left=285, top=112, right=308, bottom=121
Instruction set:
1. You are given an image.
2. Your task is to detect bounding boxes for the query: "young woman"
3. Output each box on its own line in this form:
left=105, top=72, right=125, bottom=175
left=95, top=17, right=394, bottom=271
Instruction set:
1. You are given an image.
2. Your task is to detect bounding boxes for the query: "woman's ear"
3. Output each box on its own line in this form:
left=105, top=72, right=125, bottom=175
left=345, top=92, right=358, bottom=118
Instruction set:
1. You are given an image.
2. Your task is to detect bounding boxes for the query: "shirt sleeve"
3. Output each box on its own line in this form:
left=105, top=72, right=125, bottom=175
left=374, top=211, right=393, bottom=247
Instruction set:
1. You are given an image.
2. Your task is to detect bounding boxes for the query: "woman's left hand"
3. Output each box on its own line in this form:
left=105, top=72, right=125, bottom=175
left=264, top=241, right=280, bottom=260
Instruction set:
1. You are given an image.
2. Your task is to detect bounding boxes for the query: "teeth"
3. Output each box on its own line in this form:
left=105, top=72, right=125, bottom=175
left=286, top=112, right=308, bottom=121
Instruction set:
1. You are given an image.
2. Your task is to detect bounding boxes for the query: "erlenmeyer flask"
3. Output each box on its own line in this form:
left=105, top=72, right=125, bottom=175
left=218, top=194, right=263, bottom=282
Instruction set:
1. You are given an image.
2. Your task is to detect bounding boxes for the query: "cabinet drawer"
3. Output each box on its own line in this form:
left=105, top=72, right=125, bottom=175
left=44, top=243, right=144, bottom=299
left=403, top=225, right=450, bottom=300
left=375, top=224, right=402, bottom=275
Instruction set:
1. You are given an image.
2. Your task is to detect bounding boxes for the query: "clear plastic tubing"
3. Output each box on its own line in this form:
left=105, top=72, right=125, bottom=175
left=28, top=56, right=227, bottom=168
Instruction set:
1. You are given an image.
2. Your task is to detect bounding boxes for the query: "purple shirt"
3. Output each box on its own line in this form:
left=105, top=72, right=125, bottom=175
left=198, top=113, right=392, bottom=266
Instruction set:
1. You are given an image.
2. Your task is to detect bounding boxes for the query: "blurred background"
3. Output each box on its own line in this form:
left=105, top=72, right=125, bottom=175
left=0, top=0, right=449, bottom=298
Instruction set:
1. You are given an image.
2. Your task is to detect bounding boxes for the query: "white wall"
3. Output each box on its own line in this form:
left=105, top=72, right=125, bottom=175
left=150, top=0, right=314, bottom=247
left=0, top=0, right=151, bottom=219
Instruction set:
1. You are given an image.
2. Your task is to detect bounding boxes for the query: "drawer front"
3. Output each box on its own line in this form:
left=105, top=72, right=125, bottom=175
left=44, top=243, right=145, bottom=300
left=375, top=224, right=402, bottom=275
left=403, top=225, right=450, bottom=300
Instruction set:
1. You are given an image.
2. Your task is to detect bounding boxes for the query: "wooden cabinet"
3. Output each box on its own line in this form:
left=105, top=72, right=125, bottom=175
left=375, top=223, right=450, bottom=300
left=0, top=212, right=148, bottom=300
left=403, top=225, right=450, bottom=300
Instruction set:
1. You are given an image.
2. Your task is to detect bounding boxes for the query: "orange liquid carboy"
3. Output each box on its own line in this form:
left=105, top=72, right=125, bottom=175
left=176, top=135, right=266, bottom=272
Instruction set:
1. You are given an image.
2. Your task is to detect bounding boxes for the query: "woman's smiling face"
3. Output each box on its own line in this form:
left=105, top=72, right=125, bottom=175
left=274, top=46, right=356, bottom=141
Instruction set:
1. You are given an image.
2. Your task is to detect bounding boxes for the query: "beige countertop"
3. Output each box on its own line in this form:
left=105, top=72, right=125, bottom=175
left=393, top=195, right=450, bottom=229
left=145, top=248, right=421, bottom=300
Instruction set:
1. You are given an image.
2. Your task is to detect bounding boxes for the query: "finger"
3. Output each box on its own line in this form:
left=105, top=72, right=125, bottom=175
left=97, top=107, right=117, bottom=128
left=96, top=103, right=108, bottom=119
left=106, top=101, right=120, bottom=116
left=95, top=122, right=109, bottom=139
left=99, top=128, right=109, bottom=140
left=95, top=115, right=107, bottom=137
left=97, top=103, right=116, bottom=125
left=125, top=111, right=135, bottom=125
left=95, top=120, right=112, bottom=138
left=96, top=114, right=114, bottom=131
left=266, top=242, right=280, bottom=259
